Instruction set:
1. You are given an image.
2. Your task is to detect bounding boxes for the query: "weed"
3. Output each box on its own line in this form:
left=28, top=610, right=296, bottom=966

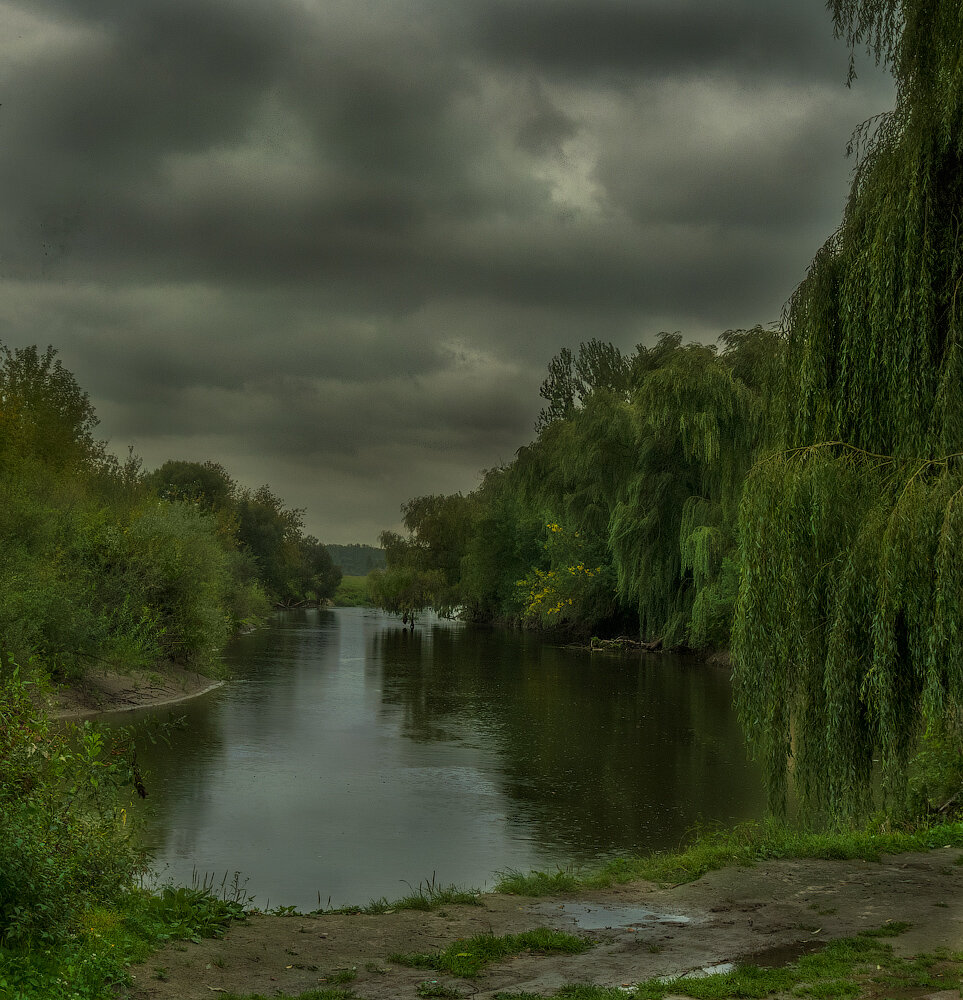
left=492, top=923, right=962, bottom=1000
left=326, top=966, right=357, bottom=984
left=326, top=873, right=481, bottom=914
left=390, top=928, right=591, bottom=978
left=495, top=866, right=581, bottom=896
left=364, top=961, right=388, bottom=974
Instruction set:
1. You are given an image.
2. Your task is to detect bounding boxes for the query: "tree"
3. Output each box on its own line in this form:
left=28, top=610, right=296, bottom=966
left=234, top=485, right=305, bottom=601
left=610, top=331, right=773, bottom=647
left=371, top=494, right=475, bottom=619
left=733, top=0, right=963, bottom=820
left=0, top=344, right=101, bottom=471
left=296, top=535, right=342, bottom=602
left=146, top=460, right=236, bottom=511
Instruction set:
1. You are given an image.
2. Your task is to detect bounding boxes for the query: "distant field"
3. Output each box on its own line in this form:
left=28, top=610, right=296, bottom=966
left=332, top=574, right=375, bottom=607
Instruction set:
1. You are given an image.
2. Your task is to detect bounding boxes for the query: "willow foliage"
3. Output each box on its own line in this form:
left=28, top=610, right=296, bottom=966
left=734, top=0, right=963, bottom=819
left=611, top=332, right=776, bottom=646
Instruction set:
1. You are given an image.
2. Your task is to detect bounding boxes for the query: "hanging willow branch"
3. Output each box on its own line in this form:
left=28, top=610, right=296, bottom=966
left=734, top=0, right=963, bottom=821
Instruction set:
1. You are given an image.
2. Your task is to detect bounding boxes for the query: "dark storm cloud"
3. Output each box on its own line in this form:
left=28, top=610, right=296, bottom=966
left=0, top=0, right=896, bottom=540
left=473, top=0, right=852, bottom=82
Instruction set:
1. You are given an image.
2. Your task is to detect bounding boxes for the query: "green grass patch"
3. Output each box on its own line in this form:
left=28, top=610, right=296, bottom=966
left=0, top=882, right=247, bottom=1000
left=331, top=575, right=374, bottom=607
left=495, top=923, right=963, bottom=1000
left=495, top=866, right=581, bottom=896
left=326, top=879, right=481, bottom=915
left=389, top=928, right=591, bottom=978
left=325, top=967, right=357, bottom=984
left=494, top=819, right=963, bottom=895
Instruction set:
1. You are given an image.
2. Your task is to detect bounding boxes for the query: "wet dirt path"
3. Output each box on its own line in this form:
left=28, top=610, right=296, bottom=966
left=125, top=848, right=963, bottom=999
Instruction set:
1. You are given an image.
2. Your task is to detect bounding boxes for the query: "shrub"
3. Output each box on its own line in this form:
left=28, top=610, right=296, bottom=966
left=0, top=670, right=144, bottom=945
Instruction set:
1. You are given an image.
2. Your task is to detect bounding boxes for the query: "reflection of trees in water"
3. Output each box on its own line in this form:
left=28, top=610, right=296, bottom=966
left=220, top=608, right=343, bottom=746
left=373, top=623, right=764, bottom=858
left=127, top=608, right=345, bottom=861
left=111, top=697, right=229, bottom=861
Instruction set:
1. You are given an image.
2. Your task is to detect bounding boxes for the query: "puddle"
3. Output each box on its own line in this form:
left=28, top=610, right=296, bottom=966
left=527, top=901, right=694, bottom=930
left=742, top=940, right=824, bottom=967
left=657, top=962, right=735, bottom=984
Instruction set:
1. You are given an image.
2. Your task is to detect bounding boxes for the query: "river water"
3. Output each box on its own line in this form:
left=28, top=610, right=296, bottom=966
left=121, top=607, right=764, bottom=910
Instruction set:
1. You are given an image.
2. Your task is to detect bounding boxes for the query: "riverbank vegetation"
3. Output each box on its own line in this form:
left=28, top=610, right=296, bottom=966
left=372, top=0, right=963, bottom=826
left=0, top=342, right=342, bottom=997
left=0, top=342, right=341, bottom=684
left=0, top=670, right=246, bottom=999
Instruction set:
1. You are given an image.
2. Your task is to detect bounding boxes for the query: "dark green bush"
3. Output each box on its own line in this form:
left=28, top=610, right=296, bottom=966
left=0, top=671, right=144, bottom=945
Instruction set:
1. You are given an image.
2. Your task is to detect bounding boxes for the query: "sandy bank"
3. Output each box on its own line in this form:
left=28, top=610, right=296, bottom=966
left=49, top=663, right=224, bottom=720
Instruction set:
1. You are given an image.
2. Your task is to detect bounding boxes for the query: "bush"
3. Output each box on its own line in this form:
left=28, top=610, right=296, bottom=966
left=0, top=670, right=144, bottom=945
left=117, top=500, right=238, bottom=668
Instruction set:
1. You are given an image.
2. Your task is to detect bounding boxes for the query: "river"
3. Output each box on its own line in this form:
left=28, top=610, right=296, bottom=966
left=120, top=607, right=765, bottom=910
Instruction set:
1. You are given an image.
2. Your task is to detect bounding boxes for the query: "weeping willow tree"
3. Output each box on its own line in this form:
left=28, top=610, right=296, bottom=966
left=733, top=0, right=963, bottom=821
left=610, top=330, right=778, bottom=647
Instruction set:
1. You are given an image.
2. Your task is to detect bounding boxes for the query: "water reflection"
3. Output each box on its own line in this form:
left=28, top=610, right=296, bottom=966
left=119, top=608, right=763, bottom=909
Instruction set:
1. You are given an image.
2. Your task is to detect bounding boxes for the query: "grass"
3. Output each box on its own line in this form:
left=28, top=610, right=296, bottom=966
left=325, top=967, right=357, bottom=984
left=0, top=881, right=248, bottom=1000
left=323, top=875, right=481, bottom=914
left=494, top=818, right=963, bottom=895
left=331, top=575, right=374, bottom=607
left=493, top=923, right=963, bottom=1000
left=389, top=928, right=592, bottom=978
left=6, top=818, right=961, bottom=999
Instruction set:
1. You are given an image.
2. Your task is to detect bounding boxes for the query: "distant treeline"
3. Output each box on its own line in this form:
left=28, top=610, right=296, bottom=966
left=325, top=543, right=385, bottom=575
left=0, top=343, right=340, bottom=682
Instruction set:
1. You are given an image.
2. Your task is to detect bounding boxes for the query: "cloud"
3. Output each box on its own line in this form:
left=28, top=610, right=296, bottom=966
left=0, top=0, right=896, bottom=541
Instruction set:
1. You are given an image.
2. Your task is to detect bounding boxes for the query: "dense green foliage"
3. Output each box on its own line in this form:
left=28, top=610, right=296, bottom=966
left=0, top=345, right=259, bottom=678
left=0, top=672, right=141, bottom=946
left=331, top=575, right=376, bottom=607
left=147, top=461, right=341, bottom=607
left=732, top=0, right=963, bottom=821
left=0, top=342, right=340, bottom=679
left=375, top=330, right=780, bottom=646
left=0, top=672, right=245, bottom=999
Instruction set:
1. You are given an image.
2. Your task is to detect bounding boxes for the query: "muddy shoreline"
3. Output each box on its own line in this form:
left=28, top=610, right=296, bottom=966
left=48, top=663, right=224, bottom=720
left=123, top=847, right=963, bottom=999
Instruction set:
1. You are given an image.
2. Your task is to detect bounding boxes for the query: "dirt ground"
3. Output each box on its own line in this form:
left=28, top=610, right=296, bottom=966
left=123, top=847, right=963, bottom=1000
left=48, top=663, right=221, bottom=720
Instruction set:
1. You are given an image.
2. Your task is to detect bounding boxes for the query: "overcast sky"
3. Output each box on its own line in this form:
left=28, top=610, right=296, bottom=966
left=0, top=0, right=893, bottom=544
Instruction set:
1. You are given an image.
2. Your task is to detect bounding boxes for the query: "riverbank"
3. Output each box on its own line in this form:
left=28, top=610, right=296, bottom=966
left=48, top=662, right=224, bottom=720
left=124, top=844, right=963, bottom=999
